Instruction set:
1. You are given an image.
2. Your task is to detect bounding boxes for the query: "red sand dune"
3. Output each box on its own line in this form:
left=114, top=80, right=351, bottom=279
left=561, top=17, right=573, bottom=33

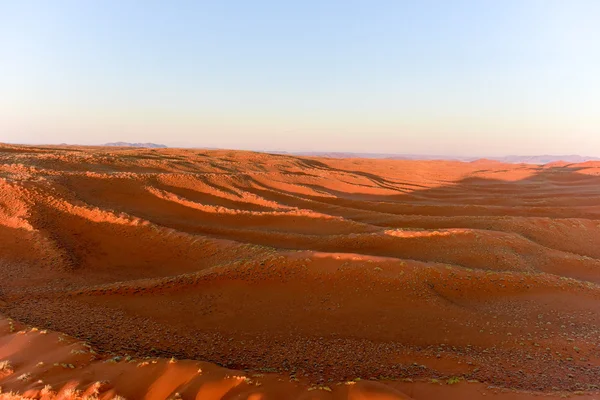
left=1, top=144, right=600, bottom=399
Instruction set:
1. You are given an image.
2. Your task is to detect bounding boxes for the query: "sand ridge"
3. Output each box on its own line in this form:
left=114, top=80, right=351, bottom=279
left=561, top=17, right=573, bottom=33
left=1, top=143, right=600, bottom=398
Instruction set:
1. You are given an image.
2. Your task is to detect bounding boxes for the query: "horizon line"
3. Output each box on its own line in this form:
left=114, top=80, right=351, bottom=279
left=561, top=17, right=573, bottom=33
left=3, top=141, right=600, bottom=162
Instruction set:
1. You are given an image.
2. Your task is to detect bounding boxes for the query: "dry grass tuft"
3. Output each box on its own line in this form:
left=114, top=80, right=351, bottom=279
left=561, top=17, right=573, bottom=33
left=0, top=360, right=14, bottom=374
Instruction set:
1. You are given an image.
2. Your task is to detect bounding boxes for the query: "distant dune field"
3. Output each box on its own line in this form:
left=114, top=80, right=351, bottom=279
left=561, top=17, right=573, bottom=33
left=1, top=143, right=599, bottom=399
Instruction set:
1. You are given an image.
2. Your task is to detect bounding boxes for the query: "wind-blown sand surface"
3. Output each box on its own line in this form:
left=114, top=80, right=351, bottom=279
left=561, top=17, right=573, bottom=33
left=0, top=143, right=599, bottom=399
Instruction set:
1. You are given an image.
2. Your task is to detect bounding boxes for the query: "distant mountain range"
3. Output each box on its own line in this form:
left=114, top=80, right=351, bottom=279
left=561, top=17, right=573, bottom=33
left=485, top=155, right=600, bottom=164
left=91, top=143, right=600, bottom=164
left=270, top=151, right=600, bottom=164
left=103, top=142, right=167, bottom=148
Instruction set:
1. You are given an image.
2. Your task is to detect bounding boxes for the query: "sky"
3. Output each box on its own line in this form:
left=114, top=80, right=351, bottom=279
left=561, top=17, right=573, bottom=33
left=1, top=0, right=599, bottom=156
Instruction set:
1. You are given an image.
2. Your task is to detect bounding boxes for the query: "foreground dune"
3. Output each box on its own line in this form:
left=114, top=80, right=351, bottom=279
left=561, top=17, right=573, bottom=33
left=1, top=143, right=600, bottom=399
left=3, top=315, right=600, bottom=400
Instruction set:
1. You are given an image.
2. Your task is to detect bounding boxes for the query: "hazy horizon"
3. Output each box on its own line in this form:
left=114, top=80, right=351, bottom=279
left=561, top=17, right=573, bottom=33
left=2, top=0, right=599, bottom=156
left=4, top=139, right=600, bottom=161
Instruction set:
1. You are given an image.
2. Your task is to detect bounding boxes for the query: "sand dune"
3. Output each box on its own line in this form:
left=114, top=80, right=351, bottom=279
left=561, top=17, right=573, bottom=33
left=1, top=144, right=600, bottom=399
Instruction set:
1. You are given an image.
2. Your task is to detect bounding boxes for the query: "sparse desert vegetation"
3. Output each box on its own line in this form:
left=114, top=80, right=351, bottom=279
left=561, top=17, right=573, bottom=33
left=0, top=360, right=13, bottom=376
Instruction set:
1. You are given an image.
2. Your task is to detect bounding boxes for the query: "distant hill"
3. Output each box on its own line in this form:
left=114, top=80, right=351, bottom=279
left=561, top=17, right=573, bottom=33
left=103, top=142, right=167, bottom=148
left=491, top=155, right=600, bottom=164
left=271, top=151, right=476, bottom=161
left=271, top=151, right=600, bottom=164
left=387, top=154, right=600, bottom=164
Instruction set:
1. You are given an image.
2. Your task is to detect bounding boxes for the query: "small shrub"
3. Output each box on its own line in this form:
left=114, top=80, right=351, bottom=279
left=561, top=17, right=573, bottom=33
left=40, top=385, right=54, bottom=396
left=0, top=360, right=13, bottom=374
left=17, top=373, right=31, bottom=381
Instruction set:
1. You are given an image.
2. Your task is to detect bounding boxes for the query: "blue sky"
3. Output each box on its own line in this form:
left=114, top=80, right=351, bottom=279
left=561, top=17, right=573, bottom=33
left=1, top=0, right=599, bottom=155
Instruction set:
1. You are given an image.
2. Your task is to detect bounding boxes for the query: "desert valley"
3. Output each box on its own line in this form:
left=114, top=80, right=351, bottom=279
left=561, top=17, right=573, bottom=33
left=1, top=143, right=600, bottom=399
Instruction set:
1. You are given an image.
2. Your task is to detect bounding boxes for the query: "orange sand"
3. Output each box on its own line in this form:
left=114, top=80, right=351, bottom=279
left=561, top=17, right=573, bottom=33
left=1, top=143, right=599, bottom=399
